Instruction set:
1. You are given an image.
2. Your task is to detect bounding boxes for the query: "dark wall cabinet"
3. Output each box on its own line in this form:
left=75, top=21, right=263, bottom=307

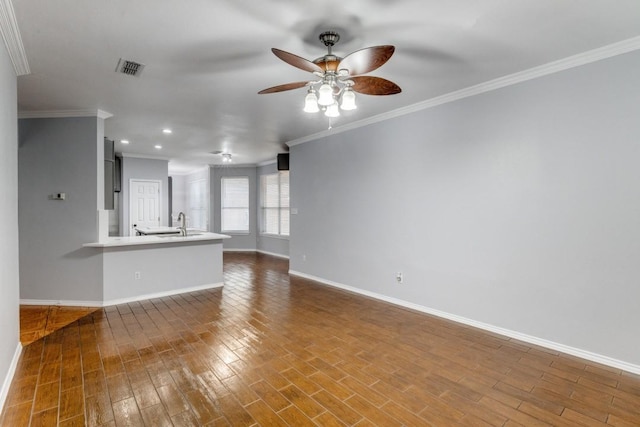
left=114, top=155, right=122, bottom=193
left=104, top=138, right=115, bottom=210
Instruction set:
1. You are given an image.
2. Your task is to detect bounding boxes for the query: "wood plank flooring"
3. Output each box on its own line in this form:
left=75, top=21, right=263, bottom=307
left=20, top=305, right=99, bottom=345
left=2, top=252, right=640, bottom=426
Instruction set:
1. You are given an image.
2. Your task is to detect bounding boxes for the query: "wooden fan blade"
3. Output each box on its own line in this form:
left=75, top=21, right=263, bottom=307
left=351, top=76, right=402, bottom=95
left=258, top=81, right=309, bottom=94
left=272, top=48, right=323, bottom=73
left=338, top=45, right=395, bottom=76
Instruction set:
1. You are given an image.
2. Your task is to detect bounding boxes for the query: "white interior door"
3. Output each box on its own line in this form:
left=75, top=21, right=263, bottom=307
left=130, top=179, right=160, bottom=235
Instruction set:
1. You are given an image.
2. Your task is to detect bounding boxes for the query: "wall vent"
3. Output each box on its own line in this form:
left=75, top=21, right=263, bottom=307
left=115, top=58, right=145, bottom=77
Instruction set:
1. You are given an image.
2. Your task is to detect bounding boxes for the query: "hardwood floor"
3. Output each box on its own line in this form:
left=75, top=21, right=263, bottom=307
left=2, top=252, right=640, bottom=426
left=20, top=305, right=100, bottom=346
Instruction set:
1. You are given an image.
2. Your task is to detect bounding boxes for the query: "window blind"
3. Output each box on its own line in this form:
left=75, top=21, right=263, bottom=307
left=260, top=172, right=289, bottom=236
left=221, top=176, right=249, bottom=232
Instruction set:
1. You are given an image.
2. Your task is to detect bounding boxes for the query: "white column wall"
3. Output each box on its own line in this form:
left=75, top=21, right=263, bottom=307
left=0, top=39, right=21, bottom=411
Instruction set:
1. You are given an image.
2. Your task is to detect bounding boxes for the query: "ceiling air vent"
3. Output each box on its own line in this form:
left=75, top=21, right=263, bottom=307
left=115, top=58, right=145, bottom=77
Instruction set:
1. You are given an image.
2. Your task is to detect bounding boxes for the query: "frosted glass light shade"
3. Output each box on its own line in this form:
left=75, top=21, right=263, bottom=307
left=340, top=89, right=357, bottom=110
left=303, top=91, right=319, bottom=113
left=325, top=102, right=340, bottom=117
left=317, top=83, right=334, bottom=106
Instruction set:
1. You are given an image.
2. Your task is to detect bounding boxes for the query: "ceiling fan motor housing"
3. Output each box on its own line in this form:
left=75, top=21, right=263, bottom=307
left=313, top=56, right=341, bottom=72
left=314, top=31, right=344, bottom=72
left=319, top=31, right=340, bottom=47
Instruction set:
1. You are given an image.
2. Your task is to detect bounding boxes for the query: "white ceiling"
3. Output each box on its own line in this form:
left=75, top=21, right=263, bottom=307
left=12, top=0, right=640, bottom=173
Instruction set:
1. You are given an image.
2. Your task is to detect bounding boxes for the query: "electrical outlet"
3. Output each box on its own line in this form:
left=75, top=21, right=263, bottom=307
left=134, top=271, right=141, bottom=280
left=396, top=272, right=403, bottom=284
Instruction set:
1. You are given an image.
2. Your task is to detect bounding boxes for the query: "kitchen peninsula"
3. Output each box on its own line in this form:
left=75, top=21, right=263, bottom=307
left=84, top=232, right=229, bottom=305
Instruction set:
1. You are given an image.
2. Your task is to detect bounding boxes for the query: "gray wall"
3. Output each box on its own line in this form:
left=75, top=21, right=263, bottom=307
left=120, top=156, right=169, bottom=235
left=210, top=165, right=257, bottom=250
left=257, top=162, right=289, bottom=257
left=102, top=242, right=223, bottom=303
left=0, top=41, right=20, bottom=408
left=18, top=117, right=103, bottom=302
left=290, top=50, right=640, bottom=367
left=170, top=174, right=187, bottom=225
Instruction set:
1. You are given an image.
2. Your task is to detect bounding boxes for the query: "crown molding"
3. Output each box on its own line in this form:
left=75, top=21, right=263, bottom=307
left=257, top=159, right=276, bottom=167
left=288, top=35, right=640, bottom=148
left=0, top=0, right=29, bottom=76
left=18, top=109, right=113, bottom=119
left=120, top=153, right=171, bottom=161
left=211, top=163, right=257, bottom=169
left=169, top=165, right=210, bottom=176
left=97, top=109, right=113, bottom=119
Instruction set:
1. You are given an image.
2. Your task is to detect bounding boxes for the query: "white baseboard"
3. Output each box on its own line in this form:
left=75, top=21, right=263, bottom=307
left=223, top=248, right=290, bottom=259
left=256, top=250, right=289, bottom=259
left=289, top=270, right=640, bottom=375
left=20, top=282, right=224, bottom=308
left=20, top=299, right=102, bottom=307
left=0, top=343, right=22, bottom=413
left=102, top=282, right=224, bottom=307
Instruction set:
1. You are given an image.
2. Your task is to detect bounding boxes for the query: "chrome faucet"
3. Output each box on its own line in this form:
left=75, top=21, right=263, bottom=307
left=177, top=212, right=187, bottom=236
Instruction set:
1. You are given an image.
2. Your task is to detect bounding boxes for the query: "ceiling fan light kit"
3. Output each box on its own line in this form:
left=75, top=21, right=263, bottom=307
left=259, top=30, right=401, bottom=119
left=340, top=88, right=357, bottom=111
left=303, top=89, right=320, bottom=113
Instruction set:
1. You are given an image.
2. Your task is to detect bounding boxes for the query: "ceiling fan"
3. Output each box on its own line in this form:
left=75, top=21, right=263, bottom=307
left=258, top=31, right=401, bottom=117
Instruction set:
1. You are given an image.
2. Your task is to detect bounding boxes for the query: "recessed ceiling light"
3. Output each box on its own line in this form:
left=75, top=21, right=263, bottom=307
left=162, top=129, right=172, bottom=134
left=120, top=139, right=129, bottom=144
left=155, top=145, right=162, bottom=149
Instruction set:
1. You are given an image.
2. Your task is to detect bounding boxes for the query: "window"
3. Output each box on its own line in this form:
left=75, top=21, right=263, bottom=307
left=221, top=176, right=249, bottom=232
left=261, top=171, right=289, bottom=236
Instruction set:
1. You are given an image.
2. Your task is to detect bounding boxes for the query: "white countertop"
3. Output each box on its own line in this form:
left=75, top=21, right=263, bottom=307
left=84, top=232, right=230, bottom=248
